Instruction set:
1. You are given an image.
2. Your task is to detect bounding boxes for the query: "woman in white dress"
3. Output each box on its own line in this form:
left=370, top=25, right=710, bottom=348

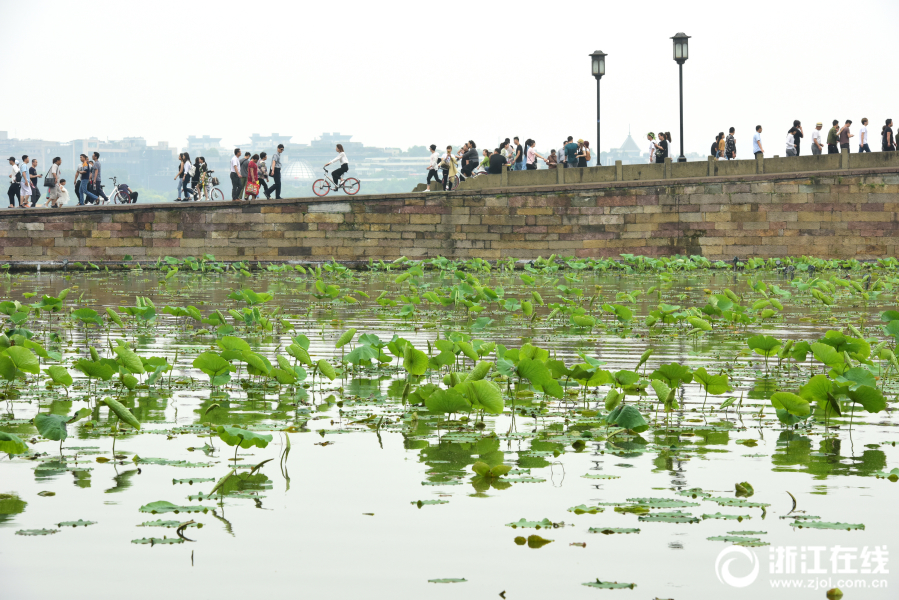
left=647, top=133, right=656, bottom=164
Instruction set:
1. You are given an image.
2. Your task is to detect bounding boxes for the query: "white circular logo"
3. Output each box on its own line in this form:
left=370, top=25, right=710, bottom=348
left=715, top=546, right=760, bottom=588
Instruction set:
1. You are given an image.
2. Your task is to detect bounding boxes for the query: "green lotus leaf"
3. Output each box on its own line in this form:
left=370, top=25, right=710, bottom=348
left=114, top=345, right=145, bottom=374
left=402, top=346, right=428, bottom=376
left=770, top=392, right=811, bottom=417
left=104, top=397, right=141, bottom=430
left=215, top=425, right=273, bottom=449
left=192, top=352, right=232, bottom=378
left=605, top=404, right=648, bottom=433
left=587, top=527, right=640, bottom=534
left=0, top=431, right=28, bottom=455
left=582, top=579, right=636, bottom=589
left=34, top=413, right=68, bottom=441
left=335, top=328, right=356, bottom=349
left=217, top=336, right=250, bottom=353
left=316, top=359, right=337, bottom=381
left=45, top=365, right=73, bottom=386
left=425, top=388, right=471, bottom=415
left=4, top=346, right=39, bottom=374
left=458, top=379, right=503, bottom=414
left=794, top=521, right=864, bottom=531
left=694, top=367, right=730, bottom=395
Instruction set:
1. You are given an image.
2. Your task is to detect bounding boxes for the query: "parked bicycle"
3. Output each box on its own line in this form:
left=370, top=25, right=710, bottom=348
left=188, top=169, right=224, bottom=202
left=312, top=168, right=360, bottom=197
left=108, top=177, right=130, bottom=204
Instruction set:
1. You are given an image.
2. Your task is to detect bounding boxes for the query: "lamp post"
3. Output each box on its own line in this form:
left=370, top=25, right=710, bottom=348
left=589, top=50, right=606, bottom=166
left=671, top=33, right=690, bottom=163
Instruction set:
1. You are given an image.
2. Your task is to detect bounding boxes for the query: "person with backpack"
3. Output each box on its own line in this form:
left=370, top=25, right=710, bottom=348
left=725, top=127, right=736, bottom=160
left=577, top=140, right=591, bottom=167
left=883, top=119, right=895, bottom=152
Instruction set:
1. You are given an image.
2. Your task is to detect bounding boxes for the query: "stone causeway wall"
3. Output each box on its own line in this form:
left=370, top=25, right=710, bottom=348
left=2, top=164, right=899, bottom=264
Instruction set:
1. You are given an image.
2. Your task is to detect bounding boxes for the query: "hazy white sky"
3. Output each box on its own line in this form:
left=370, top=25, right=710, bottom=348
left=2, top=0, right=897, bottom=157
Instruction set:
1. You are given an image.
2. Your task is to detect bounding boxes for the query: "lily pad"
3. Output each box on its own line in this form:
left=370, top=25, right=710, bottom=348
left=506, top=518, right=556, bottom=529
left=16, top=529, right=59, bottom=536
left=138, top=501, right=209, bottom=515
left=57, top=519, right=96, bottom=527
left=702, top=512, right=750, bottom=521
left=588, top=527, right=640, bottom=535
left=794, top=521, right=865, bottom=531
left=131, top=537, right=185, bottom=545
left=568, top=504, right=605, bottom=515
left=582, top=579, right=637, bottom=589
left=638, top=511, right=699, bottom=524
left=428, top=578, right=467, bottom=584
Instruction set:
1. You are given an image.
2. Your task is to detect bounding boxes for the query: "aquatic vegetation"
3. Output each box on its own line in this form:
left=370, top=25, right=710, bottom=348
left=1, top=253, right=897, bottom=597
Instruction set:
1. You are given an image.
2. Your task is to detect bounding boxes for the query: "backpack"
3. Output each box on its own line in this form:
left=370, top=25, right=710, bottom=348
left=188, top=163, right=196, bottom=177
left=726, top=135, right=736, bottom=155
left=710, top=141, right=718, bottom=156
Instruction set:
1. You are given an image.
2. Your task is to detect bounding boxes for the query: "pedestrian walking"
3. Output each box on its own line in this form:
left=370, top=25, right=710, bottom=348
left=29, top=158, right=40, bottom=207
left=45, top=157, right=61, bottom=207
left=258, top=152, right=272, bottom=199
left=239, top=152, right=250, bottom=199
left=839, top=120, right=853, bottom=151
left=786, top=127, right=798, bottom=156
left=425, top=144, right=443, bottom=191
left=753, top=126, right=764, bottom=157
left=883, top=119, right=895, bottom=152
left=18, top=155, right=32, bottom=208
left=647, top=132, right=656, bottom=163
left=76, top=154, right=99, bottom=205
left=725, top=127, right=736, bottom=159
left=792, top=120, right=804, bottom=155
left=175, top=152, right=185, bottom=201
left=811, top=122, right=824, bottom=155
left=179, top=152, right=194, bottom=201
left=270, top=144, right=284, bottom=199
left=827, top=120, right=840, bottom=153
left=244, top=154, right=260, bottom=200
left=7, top=157, right=20, bottom=208
left=230, top=148, right=242, bottom=201
left=91, top=152, right=108, bottom=204
left=858, top=118, right=871, bottom=152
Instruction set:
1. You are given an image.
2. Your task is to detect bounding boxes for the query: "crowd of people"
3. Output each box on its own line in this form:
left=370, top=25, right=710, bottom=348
left=423, top=136, right=594, bottom=191
left=5, top=152, right=136, bottom=209
left=700, top=118, right=896, bottom=162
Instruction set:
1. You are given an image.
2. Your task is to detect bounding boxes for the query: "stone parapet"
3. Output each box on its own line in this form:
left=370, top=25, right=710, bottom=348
left=2, top=166, right=898, bottom=263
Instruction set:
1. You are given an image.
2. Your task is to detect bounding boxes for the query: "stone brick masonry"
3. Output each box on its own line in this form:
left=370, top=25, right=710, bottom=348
left=2, top=166, right=899, bottom=263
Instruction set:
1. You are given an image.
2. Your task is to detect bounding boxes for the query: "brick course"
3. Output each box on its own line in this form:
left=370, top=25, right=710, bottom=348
left=2, top=167, right=899, bottom=263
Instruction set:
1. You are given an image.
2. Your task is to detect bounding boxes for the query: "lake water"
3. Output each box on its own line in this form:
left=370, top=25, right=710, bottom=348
left=1, top=261, right=895, bottom=599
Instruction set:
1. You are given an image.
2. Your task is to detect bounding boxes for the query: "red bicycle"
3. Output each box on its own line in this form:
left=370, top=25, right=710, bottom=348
left=312, top=168, right=360, bottom=196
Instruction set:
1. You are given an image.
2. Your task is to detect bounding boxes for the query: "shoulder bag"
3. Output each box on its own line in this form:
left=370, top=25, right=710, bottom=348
left=43, top=167, right=56, bottom=187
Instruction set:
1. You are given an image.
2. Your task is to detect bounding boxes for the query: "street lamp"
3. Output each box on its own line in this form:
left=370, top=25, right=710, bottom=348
left=671, top=32, right=690, bottom=163
left=589, top=50, right=606, bottom=166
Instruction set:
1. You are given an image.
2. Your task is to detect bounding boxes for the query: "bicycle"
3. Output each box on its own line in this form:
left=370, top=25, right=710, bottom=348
left=108, top=177, right=130, bottom=204
left=312, top=168, right=360, bottom=197
left=188, top=169, right=224, bottom=202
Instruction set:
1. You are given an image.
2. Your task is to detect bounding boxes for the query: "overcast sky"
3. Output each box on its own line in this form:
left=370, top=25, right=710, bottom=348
left=2, top=0, right=897, bottom=158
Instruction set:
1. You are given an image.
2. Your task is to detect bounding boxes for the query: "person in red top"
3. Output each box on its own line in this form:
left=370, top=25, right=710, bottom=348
left=245, top=155, right=259, bottom=200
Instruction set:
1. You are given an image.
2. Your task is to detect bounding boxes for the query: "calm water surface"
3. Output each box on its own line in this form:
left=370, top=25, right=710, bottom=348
left=0, top=267, right=895, bottom=599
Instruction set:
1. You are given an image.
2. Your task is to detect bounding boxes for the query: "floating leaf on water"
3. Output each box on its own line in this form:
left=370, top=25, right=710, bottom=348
left=138, top=501, right=208, bottom=515
left=506, top=518, right=556, bottom=529
left=626, top=497, right=699, bottom=509
left=16, top=529, right=59, bottom=536
left=37, top=491, right=56, bottom=497
left=139, top=519, right=202, bottom=528
left=131, top=537, right=185, bottom=545
left=702, top=512, right=750, bottom=521
left=794, top=521, right=865, bottom=531
left=582, top=579, right=636, bottom=590
left=581, top=473, right=620, bottom=480
left=707, top=535, right=761, bottom=543
left=526, top=534, right=553, bottom=548
left=588, top=527, right=640, bottom=535
left=427, top=578, right=467, bottom=584
left=734, top=481, right=754, bottom=497
left=638, top=511, right=699, bottom=524
left=57, top=519, right=96, bottom=527
left=412, top=500, right=449, bottom=508
left=676, top=488, right=711, bottom=499
left=568, top=504, right=605, bottom=515
left=172, top=478, right=216, bottom=485
left=614, top=505, right=650, bottom=515
left=874, top=468, right=899, bottom=482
